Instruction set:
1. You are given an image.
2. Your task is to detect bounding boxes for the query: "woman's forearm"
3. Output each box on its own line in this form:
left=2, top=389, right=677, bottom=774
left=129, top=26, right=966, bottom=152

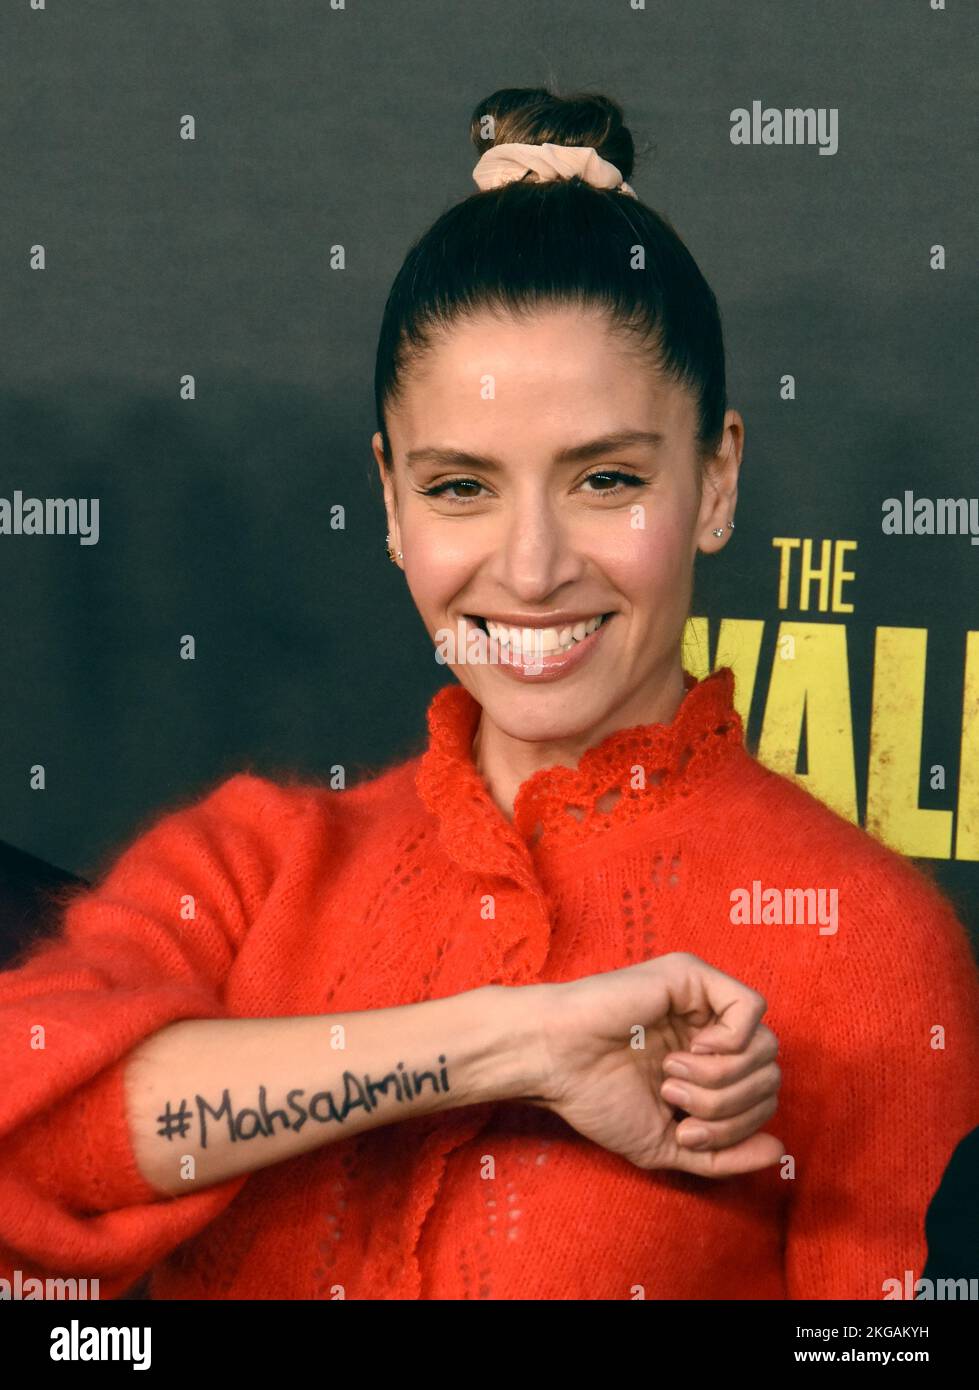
left=123, top=985, right=547, bottom=1196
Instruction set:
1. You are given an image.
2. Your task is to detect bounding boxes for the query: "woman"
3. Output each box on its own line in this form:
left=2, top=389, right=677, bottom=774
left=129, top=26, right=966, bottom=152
left=1, top=88, right=976, bottom=1302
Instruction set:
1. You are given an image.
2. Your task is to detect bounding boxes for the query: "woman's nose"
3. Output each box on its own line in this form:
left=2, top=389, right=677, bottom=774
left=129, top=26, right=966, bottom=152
left=493, top=502, right=583, bottom=598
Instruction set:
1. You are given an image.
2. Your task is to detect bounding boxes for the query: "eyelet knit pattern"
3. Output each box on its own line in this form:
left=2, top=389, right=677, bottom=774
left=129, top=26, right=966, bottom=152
left=418, top=667, right=743, bottom=854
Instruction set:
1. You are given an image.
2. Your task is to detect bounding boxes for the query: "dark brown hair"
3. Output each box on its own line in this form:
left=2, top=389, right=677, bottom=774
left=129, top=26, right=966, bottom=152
left=374, top=87, right=727, bottom=466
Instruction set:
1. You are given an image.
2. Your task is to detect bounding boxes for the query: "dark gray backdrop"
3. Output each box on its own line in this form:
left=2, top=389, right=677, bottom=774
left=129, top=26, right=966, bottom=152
left=1, top=0, right=976, bottom=937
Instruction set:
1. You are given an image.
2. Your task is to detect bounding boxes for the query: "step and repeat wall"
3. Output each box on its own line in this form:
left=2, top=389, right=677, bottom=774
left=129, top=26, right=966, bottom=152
left=1, top=0, right=974, bottom=940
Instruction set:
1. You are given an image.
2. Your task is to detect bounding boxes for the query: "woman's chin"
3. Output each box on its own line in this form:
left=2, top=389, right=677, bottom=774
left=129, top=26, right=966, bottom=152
left=464, top=680, right=610, bottom=746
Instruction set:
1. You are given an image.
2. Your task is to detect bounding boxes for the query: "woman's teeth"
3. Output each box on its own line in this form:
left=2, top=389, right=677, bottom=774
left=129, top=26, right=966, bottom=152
left=479, top=614, right=607, bottom=654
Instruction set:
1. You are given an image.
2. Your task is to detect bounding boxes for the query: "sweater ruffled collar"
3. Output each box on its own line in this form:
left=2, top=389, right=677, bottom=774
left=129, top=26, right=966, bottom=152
left=415, top=666, right=744, bottom=881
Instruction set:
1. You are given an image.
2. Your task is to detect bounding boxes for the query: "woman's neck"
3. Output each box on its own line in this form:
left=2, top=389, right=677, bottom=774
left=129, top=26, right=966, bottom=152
left=471, top=662, right=689, bottom=821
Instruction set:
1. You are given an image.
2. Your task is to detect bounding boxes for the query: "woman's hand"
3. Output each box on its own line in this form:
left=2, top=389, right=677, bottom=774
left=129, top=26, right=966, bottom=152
left=530, top=952, right=783, bottom=1176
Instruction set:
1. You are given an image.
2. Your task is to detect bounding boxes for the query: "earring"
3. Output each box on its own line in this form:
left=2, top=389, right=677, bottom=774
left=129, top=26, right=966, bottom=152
left=385, top=532, right=403, bottom=564
left=712, top=521, right=736, bottom=537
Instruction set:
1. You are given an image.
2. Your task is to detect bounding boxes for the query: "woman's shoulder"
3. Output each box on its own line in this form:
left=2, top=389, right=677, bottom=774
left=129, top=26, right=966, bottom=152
left=191, top=750, right=423, bottom=815
left=164, top=768, right=330, bottom=835
left=81, top=758, right=429, bottom=921
left=174, top=753, right=428, bottom=845
left=727, top=749, right=974, bottom=947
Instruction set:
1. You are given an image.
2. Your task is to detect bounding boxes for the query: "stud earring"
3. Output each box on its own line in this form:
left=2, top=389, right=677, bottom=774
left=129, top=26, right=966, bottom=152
left=385, top=532, right=403, bottom=564
left=712, top=521, right=736, bottom=538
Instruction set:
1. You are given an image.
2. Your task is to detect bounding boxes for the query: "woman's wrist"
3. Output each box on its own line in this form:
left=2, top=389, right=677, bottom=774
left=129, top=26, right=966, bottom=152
left=446, top=983, right=553, bottom=1108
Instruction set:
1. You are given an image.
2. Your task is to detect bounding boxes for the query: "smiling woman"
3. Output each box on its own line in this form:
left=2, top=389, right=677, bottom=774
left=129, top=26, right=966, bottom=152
left=1, top=85, right=977, bottom=1305
left=372, top=89, right=741, bottom=784
left=375, top=302, right=737, bottom=764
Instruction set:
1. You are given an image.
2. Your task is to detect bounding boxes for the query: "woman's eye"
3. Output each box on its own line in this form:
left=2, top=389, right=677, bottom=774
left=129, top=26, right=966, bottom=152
left=580, top=470, right=646, bottom=495
left=422, top=478, right=485, bottom=502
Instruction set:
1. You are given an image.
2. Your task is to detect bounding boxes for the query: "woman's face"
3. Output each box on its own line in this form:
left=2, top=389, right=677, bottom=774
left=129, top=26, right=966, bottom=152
left=373, top=306, right=741, bottom=745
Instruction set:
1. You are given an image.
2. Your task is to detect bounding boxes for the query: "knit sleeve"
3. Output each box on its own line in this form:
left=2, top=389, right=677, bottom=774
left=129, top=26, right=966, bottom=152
left=0, top=771, right=291, bottom=1299
left=783, top=856, right=979, bottom=1300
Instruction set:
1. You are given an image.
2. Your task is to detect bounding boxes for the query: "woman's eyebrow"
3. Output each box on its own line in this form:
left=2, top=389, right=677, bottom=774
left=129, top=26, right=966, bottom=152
left=405, top=430, right=667, bottom=473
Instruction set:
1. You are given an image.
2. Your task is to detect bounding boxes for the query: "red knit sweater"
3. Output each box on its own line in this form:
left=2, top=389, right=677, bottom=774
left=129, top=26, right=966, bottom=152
left=1, top=667, right=977, bottom=1300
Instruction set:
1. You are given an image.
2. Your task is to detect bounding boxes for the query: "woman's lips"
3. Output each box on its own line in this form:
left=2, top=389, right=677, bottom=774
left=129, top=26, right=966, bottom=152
left=462, top=614, right=613, bottom=682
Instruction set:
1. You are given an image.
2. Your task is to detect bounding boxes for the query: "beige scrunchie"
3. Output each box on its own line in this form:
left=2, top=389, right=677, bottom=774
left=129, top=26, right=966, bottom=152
left=472, top=141, right=638, bottom=199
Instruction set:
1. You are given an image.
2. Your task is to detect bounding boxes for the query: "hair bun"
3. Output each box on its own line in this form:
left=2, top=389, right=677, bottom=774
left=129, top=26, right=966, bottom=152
left=469, top=87, right=636, bottom=184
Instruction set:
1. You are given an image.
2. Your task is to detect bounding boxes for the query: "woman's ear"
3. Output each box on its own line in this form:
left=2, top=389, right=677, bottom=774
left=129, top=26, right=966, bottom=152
left=696, top=410, right=743, bottom=554
left=370, top=431, right=387, bottom=473
left=372, top=432, right=403, bottom=566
